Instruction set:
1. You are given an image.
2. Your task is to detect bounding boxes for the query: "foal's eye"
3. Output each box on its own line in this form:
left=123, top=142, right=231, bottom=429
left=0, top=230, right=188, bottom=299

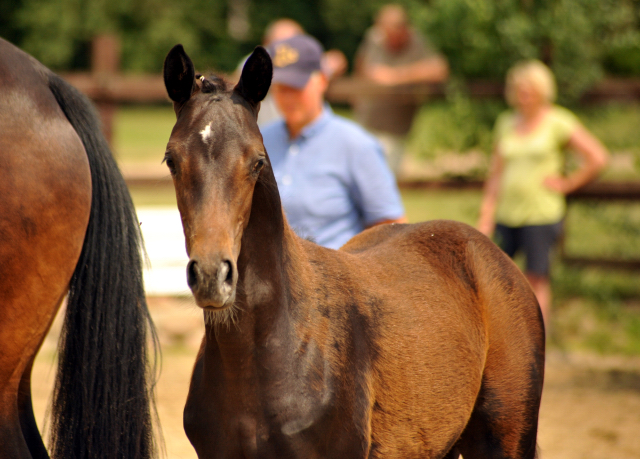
left=163, top=153, right=176, bottom=174
left=253, top=158, right=266, bottom=174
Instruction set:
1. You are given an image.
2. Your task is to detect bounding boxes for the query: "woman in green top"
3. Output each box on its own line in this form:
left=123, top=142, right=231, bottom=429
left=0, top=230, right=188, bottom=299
left=478, top=60, right=609, bottom=329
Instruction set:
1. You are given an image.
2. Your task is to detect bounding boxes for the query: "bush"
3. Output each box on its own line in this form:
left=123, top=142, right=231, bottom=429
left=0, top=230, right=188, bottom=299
left=407, top=87, right=505, bottom=161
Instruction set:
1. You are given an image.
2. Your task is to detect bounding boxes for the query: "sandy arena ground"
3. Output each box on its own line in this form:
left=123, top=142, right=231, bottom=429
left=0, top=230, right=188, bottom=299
left=32, top=296, right=640, bottom=459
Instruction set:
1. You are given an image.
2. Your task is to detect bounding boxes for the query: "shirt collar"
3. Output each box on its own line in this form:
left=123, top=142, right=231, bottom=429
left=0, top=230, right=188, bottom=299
left=297, top=104, right=333, bottom=141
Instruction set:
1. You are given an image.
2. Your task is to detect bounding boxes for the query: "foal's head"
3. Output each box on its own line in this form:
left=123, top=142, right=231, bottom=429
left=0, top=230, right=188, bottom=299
left=163, top=45, right=272, bottom=311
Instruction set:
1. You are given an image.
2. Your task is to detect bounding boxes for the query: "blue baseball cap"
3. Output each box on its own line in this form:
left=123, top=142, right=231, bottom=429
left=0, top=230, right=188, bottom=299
left=266, top=35, right=324, bottom=89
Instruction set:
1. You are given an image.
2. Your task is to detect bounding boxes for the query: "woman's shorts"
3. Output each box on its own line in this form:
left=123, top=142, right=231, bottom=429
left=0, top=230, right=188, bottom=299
left=494, top=221, right=563, bottom=277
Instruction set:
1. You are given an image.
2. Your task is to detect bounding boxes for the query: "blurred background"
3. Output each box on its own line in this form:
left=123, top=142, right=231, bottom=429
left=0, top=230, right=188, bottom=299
left=3, top=1, right=640, bottom=458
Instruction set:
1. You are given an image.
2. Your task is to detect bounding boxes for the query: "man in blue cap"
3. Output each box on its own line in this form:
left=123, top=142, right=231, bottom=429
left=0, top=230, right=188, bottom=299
left=261, top=34, right=407, bottom=250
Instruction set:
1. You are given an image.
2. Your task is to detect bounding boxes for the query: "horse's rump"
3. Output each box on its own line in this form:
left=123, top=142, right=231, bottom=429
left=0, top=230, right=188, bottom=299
left=0, top=37, right=157, bottom=459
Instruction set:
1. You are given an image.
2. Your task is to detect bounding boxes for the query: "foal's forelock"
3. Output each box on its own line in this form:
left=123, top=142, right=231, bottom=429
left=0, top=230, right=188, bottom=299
left=195, top=74, right=229, bottom=95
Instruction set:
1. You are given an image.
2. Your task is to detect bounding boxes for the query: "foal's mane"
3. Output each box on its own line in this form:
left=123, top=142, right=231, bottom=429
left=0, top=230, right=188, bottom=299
left=195, top=74, right=230, bottom=96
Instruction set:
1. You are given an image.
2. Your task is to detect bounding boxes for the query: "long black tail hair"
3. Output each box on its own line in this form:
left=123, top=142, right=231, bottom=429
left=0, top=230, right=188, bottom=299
left=47, top=73, right=159, bottom=459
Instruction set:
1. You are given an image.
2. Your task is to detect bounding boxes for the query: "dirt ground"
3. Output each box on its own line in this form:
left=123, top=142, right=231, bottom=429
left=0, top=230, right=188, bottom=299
left=32, top=296, right=640, bottom=459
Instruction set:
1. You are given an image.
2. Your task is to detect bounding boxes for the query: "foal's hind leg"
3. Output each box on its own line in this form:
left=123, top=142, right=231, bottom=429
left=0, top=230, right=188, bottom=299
left=454, top=371, right=542, bottom=459
left=457, top=237, right=545, bottom=459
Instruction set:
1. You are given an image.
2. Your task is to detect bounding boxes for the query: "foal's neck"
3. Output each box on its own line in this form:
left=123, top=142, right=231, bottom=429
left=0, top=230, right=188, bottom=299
left=234, top=169, right=295, bottom=326
left=206, top=169, right=332, bottom=415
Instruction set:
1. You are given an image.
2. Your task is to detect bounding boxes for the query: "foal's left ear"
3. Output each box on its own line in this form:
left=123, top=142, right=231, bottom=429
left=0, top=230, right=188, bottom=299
left=234, top=46, right=272, bottom=111
left=163, top=44, right=196, bottom=111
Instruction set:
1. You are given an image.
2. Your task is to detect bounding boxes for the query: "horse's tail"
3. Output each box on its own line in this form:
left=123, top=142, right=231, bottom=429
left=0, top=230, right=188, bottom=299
left=47, top=73, right=159, bottom=459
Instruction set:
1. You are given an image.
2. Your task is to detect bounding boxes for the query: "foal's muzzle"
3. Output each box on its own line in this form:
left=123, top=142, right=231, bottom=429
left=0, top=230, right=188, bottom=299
left=187, top=256, right=237, bottom=308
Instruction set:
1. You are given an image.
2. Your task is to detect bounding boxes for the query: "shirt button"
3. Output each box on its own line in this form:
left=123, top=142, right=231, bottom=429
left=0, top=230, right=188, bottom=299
left=282, top=175, right=292, bottom=186
left=289, top=145, right=299, bottom=157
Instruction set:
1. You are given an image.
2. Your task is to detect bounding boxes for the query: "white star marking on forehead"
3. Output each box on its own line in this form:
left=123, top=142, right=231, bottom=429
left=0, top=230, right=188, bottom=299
left=200, top=123, right=213, bottom=143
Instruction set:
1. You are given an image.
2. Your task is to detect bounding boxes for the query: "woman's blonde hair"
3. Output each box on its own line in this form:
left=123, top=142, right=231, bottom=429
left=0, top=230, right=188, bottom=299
left=505, top=60, right=557, bottom=106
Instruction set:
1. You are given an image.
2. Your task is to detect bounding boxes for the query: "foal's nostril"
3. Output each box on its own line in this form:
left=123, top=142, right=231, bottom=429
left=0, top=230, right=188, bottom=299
left=219, top=260, right=234, bottom=285
left=187, top=260, right=199, bottom=290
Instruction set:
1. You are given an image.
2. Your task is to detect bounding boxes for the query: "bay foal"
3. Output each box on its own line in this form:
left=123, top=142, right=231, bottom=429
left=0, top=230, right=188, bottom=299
left=163, top=44, right=545, bottom=459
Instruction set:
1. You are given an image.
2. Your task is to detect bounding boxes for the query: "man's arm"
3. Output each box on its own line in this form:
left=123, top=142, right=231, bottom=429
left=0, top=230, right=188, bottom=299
left=367, top=216, right=409, bottom=228
left=362, top=55, right=449, bottom=86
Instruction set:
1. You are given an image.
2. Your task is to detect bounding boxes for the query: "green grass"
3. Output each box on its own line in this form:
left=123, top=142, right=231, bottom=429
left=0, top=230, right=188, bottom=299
left=552, top=265, right=640, bottom=355
left=403, top=189, right=481, bottom=225
left=114, top=104, right=175, bottom=163
left=564, top=201, right=640, bottom=260
left=579, top=103, right=640, bottom=157
left=128, top=184, right=177, bottom=207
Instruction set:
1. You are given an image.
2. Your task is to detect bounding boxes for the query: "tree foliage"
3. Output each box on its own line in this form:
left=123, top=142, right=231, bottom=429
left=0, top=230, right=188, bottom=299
left=415, top=0, right=640, bottom=103
left=8, top=0, right=245, bottom=72
left=1, top=0, right=639, bottom=100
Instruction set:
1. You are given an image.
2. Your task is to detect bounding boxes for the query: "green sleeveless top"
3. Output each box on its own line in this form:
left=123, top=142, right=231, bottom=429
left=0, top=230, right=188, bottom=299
left=494, top=105, right=580, bottom=227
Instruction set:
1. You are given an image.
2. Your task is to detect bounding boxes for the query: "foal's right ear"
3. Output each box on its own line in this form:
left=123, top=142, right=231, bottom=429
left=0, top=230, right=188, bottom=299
left=163, top=44, right=196, bottom=111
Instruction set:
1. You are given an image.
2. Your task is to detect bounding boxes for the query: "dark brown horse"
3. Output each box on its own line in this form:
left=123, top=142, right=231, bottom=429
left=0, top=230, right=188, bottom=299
left=0, top=38, right=157, bottom=459
left=163, top=44, right=545, bottom=459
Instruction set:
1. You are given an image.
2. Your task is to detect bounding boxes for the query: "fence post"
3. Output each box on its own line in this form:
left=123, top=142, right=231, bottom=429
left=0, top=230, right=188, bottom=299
left=91, top=34, right=120, bottom=146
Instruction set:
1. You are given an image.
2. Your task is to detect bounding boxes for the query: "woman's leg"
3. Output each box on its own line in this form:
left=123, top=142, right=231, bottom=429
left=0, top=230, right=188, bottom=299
left=522, top=222, right=563, bottom=333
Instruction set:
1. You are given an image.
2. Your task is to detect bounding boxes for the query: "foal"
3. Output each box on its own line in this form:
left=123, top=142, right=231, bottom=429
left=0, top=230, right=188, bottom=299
left=163, top=44, right=545, bottom=459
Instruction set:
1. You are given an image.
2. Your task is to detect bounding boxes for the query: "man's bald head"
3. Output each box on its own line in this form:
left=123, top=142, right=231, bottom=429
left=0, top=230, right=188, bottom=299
left=375, top=4, right=411, bottom=52
left=263, top=19, right=305, bottom=46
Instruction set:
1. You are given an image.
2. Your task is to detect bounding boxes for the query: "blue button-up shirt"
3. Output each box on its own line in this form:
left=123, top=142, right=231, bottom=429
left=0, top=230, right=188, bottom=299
left=261, top=107, right=405, bottom=249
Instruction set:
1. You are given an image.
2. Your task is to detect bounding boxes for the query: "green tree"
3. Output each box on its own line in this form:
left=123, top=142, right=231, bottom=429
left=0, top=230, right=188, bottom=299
left=415, top=0, right=640, bottom=103
left=3, top=0, right=640, bottom=90
left=12, top=0, right=246, bottom=72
